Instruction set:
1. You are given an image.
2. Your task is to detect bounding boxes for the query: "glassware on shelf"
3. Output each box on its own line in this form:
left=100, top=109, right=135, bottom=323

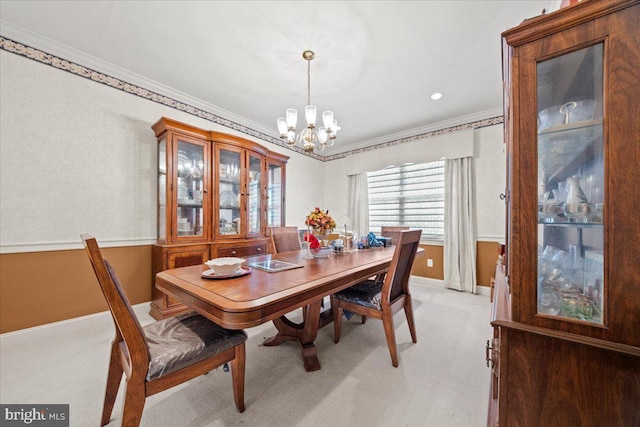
left=267, top=161, right=284, bottom=227
left=217, top=149, right=241, bottom=237
left=190, top=159, right=202, bottom=179
left=177, top=153, right=190, bottom=177
left=538, top=278, right=562, bottom=315
left=177, top=217, right=193, bottom=236
left=539, top=200, right=561, bottom=222
left=560, top=293, right=594, bottom=320
left=537, top=242, right=601, bottom=322
left=563, top=176, right=588, bottom=221
left=220, top=190, right=237, bottom=208
left=247, top=154, right=261, bottom=235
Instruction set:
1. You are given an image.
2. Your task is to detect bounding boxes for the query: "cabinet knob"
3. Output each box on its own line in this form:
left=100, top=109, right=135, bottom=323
left=256, top=247, right=262, bottom=253
left=231, top=250, right=237, bottom=256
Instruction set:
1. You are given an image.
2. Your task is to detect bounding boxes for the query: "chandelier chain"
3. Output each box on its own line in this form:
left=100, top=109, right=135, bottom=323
left=307, top=57, right=311, bottom=107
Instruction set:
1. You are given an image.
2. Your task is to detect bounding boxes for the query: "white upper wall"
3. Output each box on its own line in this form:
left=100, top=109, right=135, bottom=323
left=0, top=47, right=505, bottom=253
left=474, top=125, right=507, bottom=241
left=0, top=51, right=321, bottom=252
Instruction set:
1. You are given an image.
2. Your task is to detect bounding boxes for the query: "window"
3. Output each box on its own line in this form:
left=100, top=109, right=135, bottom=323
left=367, top=161, right=445, bottom=237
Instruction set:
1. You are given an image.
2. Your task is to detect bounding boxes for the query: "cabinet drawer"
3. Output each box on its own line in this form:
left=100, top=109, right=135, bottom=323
left=167, top=249, right=209, bottom=268
left=218, top=244, right=267, bottom=258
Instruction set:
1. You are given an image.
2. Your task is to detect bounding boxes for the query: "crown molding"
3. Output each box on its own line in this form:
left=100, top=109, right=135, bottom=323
left=1, top=21, right=504, bottom=163
left=0, top=21, right=276, bottom=136
left=329, top=107, right=504, bottom=156
left=322, top=113, right=504, bottom=161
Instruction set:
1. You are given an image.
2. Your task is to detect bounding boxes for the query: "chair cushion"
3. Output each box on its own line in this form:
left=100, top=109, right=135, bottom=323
left=145, top=312, right=247, bottom=381
left=334, top=280, right=383, bottom=310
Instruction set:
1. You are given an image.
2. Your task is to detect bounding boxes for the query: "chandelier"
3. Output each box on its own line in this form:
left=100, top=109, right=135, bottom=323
left=277, top=50, right=340, bottom=153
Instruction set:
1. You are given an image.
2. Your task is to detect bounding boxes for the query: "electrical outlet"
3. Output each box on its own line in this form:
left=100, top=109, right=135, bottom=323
left=427, top=259, right=433, bottom=267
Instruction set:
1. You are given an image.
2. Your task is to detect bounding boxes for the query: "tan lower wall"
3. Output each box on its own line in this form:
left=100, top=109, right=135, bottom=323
left=0, top=239, right=500, bottom=334
left=411, top=240, right=500, bottom=287
left=0, top=245, right=152, bottom=334
left=411, top=244, right=445, bottom=279
left=476, top=241, right=501, bottom=288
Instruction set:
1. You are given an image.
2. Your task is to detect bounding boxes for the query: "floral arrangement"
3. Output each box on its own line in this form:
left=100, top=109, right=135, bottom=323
left=305, top=207, right=336, bottom=233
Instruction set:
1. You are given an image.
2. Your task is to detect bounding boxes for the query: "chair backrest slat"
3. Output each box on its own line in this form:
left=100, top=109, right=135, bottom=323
left=381, top=226, right=410, bottom=247
left=81, top=234, right=150, bottom=364
left=270, top=226, right=302, bottom=253
left=382, top=229, right=422, bottom=304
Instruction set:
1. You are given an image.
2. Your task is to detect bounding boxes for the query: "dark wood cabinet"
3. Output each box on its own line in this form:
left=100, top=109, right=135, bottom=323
left=150, top=117, right=288, bottom=319
left=488, top=1, right=640, bottom=425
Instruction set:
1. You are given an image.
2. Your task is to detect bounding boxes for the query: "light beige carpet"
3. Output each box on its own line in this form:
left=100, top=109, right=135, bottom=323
left=0, top=280, right=492, bottom=426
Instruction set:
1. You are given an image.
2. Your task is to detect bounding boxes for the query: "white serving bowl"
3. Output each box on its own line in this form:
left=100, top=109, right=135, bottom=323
left=311, top=247, right=331, bottom=258
left=205, top=257, right=245, bottom=275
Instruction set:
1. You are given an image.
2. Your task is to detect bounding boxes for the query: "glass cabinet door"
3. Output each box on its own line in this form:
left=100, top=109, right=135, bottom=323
left=267, top=160, right=284, bottom=228
left=536, top=43, right=604, bottom=324
left=246, top=153, right=262, bottom=236
left=158, top=137, right=167, bottom=241
left=174, top=138, right=205, bottom=239
left=218, top=147, right=242, bottom=237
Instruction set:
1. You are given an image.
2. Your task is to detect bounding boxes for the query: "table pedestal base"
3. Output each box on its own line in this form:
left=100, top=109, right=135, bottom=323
left=263, top=300, right=333, bottom=371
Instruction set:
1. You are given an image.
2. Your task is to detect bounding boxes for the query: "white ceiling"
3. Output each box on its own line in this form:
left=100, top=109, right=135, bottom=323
left=0, top=1, right=553, bottom=156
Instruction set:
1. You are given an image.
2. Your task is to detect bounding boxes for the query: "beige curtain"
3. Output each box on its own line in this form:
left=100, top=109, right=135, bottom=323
left=444, top=157, right=477, bottom=293
left=347, top=173, right=369, bottom=237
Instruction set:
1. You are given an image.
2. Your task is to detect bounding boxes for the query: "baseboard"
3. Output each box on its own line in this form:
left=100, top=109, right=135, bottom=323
left=410, top=275, right=490, bottom=296
left=0, top=302, right=152, bottom=338
left=410, top=276, right=446, bottom=288
left=2, top=280, right=489, bottom=337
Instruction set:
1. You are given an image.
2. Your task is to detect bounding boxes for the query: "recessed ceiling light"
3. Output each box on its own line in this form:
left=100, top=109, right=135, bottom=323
left=430, top=92, right=444, bottom=100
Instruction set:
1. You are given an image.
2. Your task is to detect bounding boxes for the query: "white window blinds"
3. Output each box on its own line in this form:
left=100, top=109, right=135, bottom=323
left=367, top=161, right=445, bottom=237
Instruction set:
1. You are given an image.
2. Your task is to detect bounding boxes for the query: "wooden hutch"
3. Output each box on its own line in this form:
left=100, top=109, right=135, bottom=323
left=488, top=0, right=639, bottom=425
left=150, top=117, right=288, bottom=319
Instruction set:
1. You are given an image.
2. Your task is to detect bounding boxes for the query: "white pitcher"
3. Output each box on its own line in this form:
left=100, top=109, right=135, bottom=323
left=566, top=176, right=588, bottom=204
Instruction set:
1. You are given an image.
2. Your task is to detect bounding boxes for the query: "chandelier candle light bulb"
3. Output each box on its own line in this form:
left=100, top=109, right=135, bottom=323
left=277, top=50, right=340, bottom=152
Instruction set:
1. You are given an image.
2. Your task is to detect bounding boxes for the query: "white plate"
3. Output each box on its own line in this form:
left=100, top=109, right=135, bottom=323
left=201, top=266, right=251, bottom=279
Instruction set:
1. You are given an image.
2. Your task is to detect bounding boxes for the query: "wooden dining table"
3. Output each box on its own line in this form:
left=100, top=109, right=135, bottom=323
left=156, top=246, right=416, bottom=371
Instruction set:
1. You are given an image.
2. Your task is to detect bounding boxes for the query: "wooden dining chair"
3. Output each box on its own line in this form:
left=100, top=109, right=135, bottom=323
left=270, top=226, right=302, bottom=253
left=81, top=234, right=248, bottom=426
left=331, top=229, right=422, bottom=367
left=270, top=226, right=333, bottom=311
left=354, top=226, right=410, bottom=295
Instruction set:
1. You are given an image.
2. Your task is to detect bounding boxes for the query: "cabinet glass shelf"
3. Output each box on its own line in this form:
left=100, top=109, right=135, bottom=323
left=538, top=119, right=602, bottom=136
left=220, top=177, right=240, bottom=185
left=538, top=220, right=603, bottom=227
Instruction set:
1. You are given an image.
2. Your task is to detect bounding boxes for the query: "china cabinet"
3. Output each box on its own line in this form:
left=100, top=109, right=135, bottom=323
left=151, top=117, right=289, bottom=319
left=488, top=1, right=640, bottom=425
